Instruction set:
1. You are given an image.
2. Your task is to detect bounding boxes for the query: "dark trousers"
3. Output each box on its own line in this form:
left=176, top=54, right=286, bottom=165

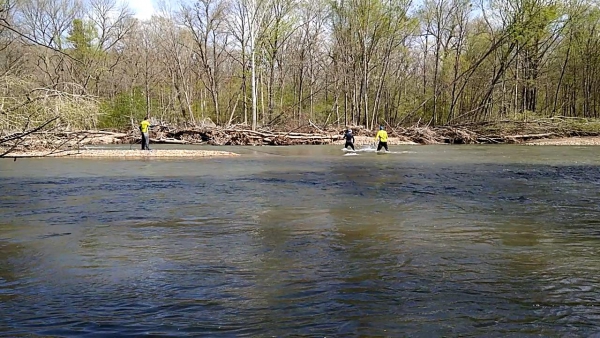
left=141, top=132, right=151, bottom=150
left=344, top=141, right=355, bottom=150
left=377, top=141, right=388, bottom=151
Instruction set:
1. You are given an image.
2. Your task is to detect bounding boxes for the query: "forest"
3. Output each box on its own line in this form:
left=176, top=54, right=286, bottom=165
left=2, top=0, right=600, bottom=150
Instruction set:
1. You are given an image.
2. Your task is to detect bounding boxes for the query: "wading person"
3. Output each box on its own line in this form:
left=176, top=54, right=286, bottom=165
left=139, top=116, right=152, bottom=150
left=343, top=129, right=355, bottom=151
left=375, top=125, right=389, bottom=152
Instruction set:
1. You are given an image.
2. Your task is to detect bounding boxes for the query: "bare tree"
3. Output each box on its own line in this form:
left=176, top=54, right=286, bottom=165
left=182, top=0, right=230, bottom=124
left=261, top=0, right=298, bottom=122
left=229, top=0, right=268, bottom=130
left=12, top=0, right=82, bottom=49
left=0, top=0, right=25, bottom=76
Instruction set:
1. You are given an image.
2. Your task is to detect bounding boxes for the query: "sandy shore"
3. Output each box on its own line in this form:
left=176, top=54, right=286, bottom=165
left=526, top=137, right=600, bottom=146
left=6, top=149, right=240, bottom=158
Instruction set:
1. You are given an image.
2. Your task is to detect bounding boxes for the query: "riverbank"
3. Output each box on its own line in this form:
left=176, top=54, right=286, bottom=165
left=4, top=119, right=600, bottom=155
left=6, top=149, right=240, bottom=159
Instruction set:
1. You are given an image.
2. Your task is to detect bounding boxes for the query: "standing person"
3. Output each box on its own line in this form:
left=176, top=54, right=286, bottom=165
left=375, top=125, right=389, bottom=152
left=343, top=129, right=355, bottom=151
left=139, top=116, right=152, bottom=150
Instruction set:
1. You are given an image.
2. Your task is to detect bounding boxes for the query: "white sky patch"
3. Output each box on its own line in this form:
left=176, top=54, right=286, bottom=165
left=122, top=0, right=156, bottom=20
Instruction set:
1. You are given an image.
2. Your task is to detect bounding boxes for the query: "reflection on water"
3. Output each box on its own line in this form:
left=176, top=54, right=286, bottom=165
left=1, top=145, right=600, bottom=336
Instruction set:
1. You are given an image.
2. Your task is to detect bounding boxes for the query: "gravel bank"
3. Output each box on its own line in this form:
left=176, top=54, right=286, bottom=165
left=6, top=149, right=240, bottom=158
left=526, top=137, right=600, bottom=146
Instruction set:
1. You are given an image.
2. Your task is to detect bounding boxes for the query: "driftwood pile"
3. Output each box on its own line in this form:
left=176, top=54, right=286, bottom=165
left=144, top=124, right=569, bottom=146
left=388, top=126, right=557, bottom=145
left=142, top=126, right=344, bottom=146
left=1, top=129, right=131, bottom=154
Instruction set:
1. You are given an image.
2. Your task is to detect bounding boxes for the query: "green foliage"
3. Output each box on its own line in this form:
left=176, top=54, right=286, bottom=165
left=66, top=19, right=98, bottom=57
left=508, top=0, right=560, bottom=45
left=562, top=119, right=600, bottom=133
left=310, top=100, right=335, bottom=122
left=98, top=90, right=147, bottom=129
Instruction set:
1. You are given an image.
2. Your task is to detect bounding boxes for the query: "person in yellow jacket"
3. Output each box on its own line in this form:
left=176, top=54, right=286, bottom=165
left=375, top=125, right=389, bottom=152
left=139, top=116, right=153, bottom=150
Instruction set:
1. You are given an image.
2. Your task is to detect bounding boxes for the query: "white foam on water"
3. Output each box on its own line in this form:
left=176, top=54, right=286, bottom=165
left=343, top=147, right=416, bottom=155
left=355, top=146, right=377, bottom=153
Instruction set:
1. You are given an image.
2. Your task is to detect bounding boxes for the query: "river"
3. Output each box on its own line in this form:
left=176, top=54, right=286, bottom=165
left=1, top=144, right=599, bottom=337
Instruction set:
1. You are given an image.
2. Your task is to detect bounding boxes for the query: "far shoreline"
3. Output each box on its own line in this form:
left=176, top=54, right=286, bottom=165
left=4, top=135, right=600, bottom=159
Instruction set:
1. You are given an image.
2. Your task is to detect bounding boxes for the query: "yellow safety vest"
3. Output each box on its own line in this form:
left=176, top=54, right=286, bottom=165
left=375, top=130, right=388, bottom=142
left=140, top=120, right=150, bottom=133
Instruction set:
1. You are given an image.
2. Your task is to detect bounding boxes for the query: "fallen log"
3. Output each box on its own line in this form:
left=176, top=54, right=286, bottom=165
left=285, top=135, right=340, bottom=139
left=223, top=129, right=275, bottom=137
left=285, top=132, right=327, bottom=137
left=477, top=136, right=503, bottom=144
left=38, top=130, right=129, bottom=138
left=510, top=133, right=554, bottom=139
left=151, top=138, right=189, bottom=144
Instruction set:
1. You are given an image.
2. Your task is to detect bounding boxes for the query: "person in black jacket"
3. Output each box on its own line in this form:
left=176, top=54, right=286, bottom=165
left=343, top=129, right=355, bottom=151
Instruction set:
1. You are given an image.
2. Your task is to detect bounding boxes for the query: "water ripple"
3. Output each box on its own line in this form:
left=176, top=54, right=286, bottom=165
left=1, top=146, right=599, bottom=336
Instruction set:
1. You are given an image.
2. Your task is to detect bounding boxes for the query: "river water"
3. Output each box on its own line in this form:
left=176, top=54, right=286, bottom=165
left=1, top=144, right=599, bottom=337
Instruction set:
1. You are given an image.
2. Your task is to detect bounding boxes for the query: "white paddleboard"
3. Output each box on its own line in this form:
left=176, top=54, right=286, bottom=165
left=344, top=153, right=359, bottom=156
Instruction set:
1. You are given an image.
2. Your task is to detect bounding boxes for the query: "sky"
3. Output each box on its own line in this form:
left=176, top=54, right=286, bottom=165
left=122, top=0, right=157, bottom=20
